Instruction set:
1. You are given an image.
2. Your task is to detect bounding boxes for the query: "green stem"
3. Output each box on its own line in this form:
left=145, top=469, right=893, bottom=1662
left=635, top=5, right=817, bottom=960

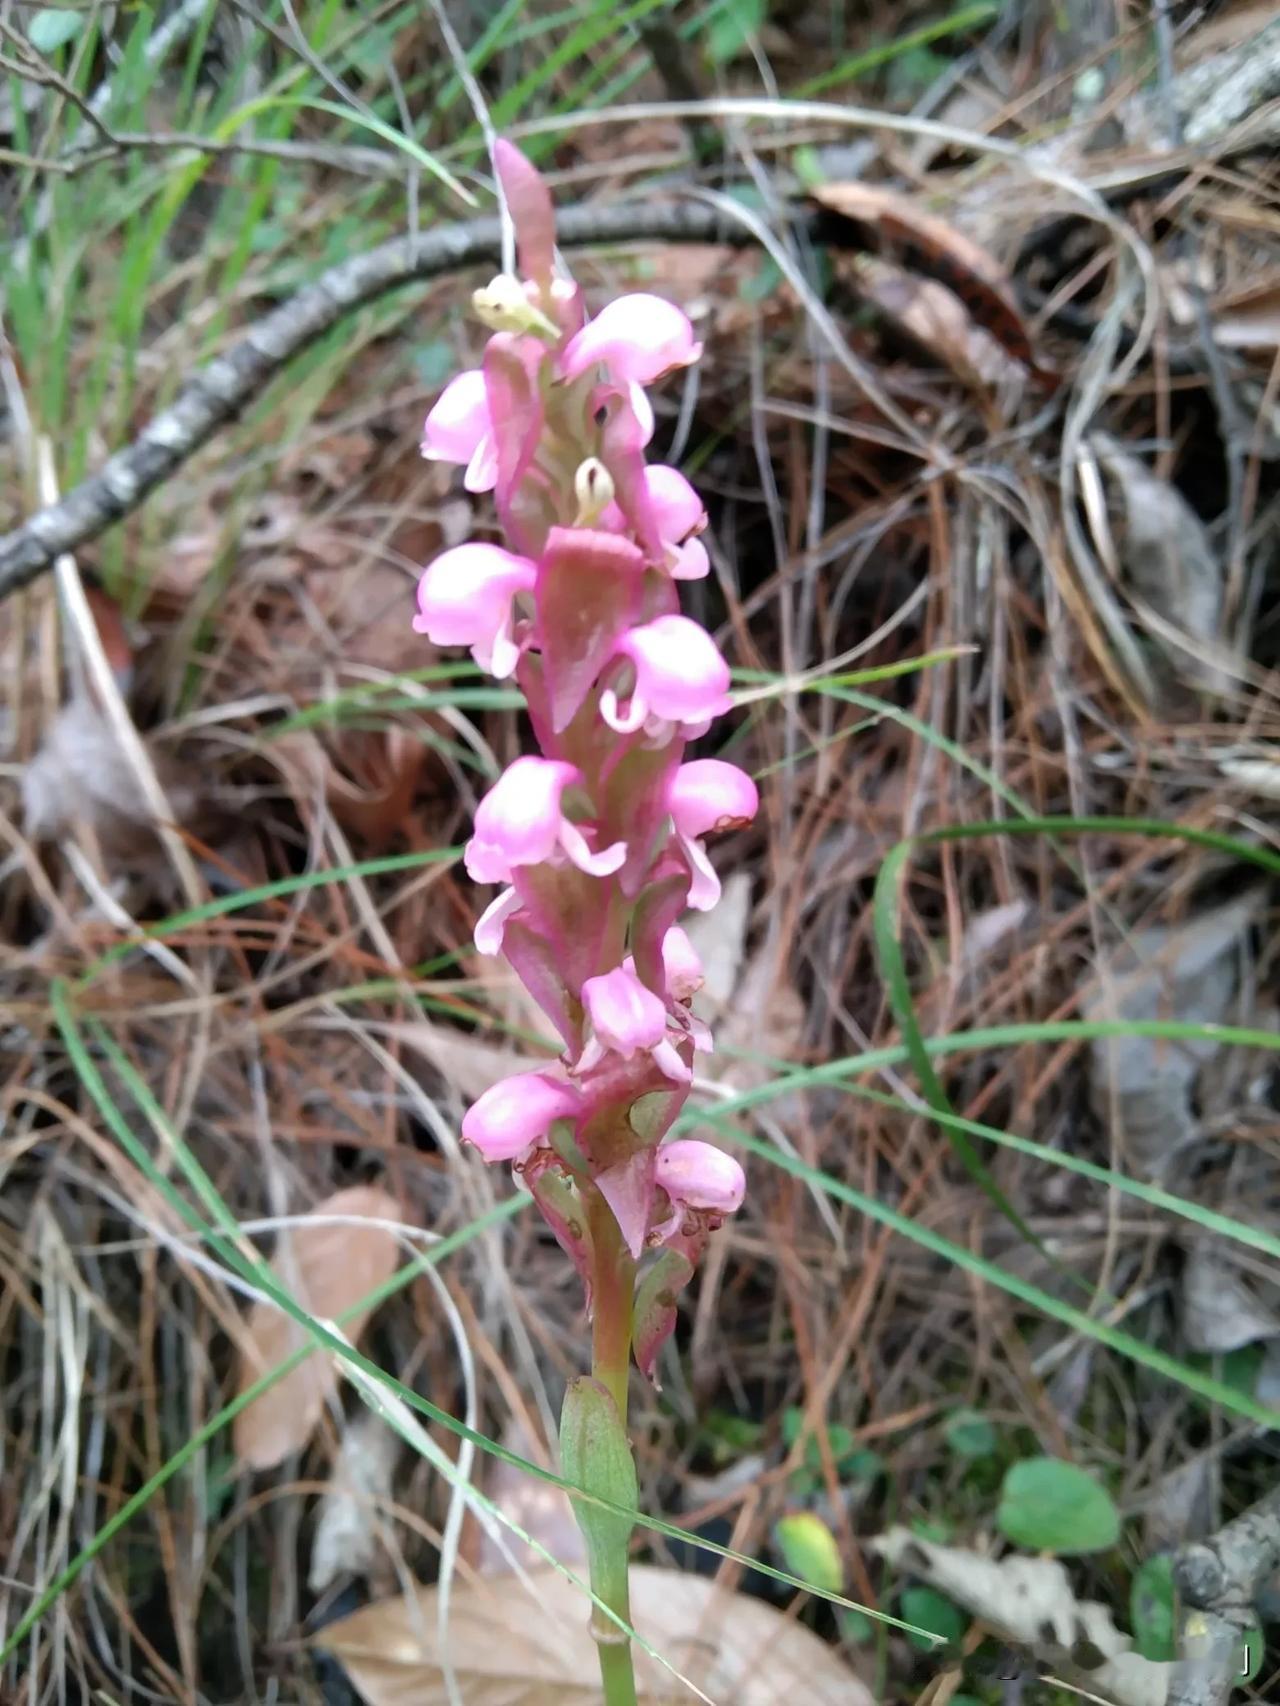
left=586, top=1188, right=638, bottom=1706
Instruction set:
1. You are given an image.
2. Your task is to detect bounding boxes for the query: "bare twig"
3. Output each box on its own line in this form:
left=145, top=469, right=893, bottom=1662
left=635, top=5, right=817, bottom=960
left=0, top=199, right=822, bottom=601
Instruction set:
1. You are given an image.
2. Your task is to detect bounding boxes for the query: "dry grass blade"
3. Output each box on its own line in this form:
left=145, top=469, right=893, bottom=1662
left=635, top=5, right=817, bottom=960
left=234, top=1185, right=404, bottom=1470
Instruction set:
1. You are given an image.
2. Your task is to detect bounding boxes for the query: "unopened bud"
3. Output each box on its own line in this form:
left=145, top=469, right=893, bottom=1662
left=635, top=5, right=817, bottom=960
left=573, top=458, right=615, bottom=525
left=471, top=273, right=559, bottom=340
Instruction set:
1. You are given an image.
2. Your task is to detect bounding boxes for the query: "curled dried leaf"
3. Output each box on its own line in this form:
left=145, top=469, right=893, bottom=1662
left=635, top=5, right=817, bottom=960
left=234, top=1184, right=403, bottom=1470
left=316, top=1562, right=874, bottom=1705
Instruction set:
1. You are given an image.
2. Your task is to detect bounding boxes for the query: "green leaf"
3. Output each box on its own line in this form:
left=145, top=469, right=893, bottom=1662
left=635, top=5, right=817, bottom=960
left=559, top=1378, right=637, bottom=1603
left=1130, top=1554, right=1176, bottom=1662
left=900, top=1586, right=966, bottom=1653
left=1242, top=1624, right=1265, bottom=1684
left=706, top=0, right=766, bottom=64
left=944, top=1407, right=997, bottom=1460
left=774, top=1512, right=843, bottom=1595
left=997, top=1458, right=1120, bottom=1555
left=28, top=8, right=82, bottom=52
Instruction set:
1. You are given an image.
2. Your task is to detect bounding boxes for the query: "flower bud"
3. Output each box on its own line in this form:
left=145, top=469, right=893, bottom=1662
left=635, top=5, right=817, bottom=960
left=472, top=273, right=559, bottom=340
left=573, top=458, right=615, bottom=526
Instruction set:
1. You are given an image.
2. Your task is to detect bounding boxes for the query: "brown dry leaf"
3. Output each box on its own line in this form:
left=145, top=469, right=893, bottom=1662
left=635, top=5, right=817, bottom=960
left=22, top=697, right=198, bottom=856
left=324, top=728, right=427, bottom=848
left=853, top=257, right=1024, bottom=393
left=387, top=1021, right=555, bottom=1105
left=1080, top=894, right=1261, bottom=1178
left=316, top=1563, right=874, bottom=1705
left=812, top=181, right=1051, bottom=383
left=309, top=1409, right=402, bottom=1593
left=1096, top=440, right=1238, bottom=698
left=234, top=1184, right=402, bottom=1471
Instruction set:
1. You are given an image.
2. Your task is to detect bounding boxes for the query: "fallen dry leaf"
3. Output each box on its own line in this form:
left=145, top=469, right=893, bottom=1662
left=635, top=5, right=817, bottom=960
left=1080, top=894, right=1260, bottom=1177
left=310, top=1408, right=402, bottom=1593
left=1096, top=440, right=1238, bottom=698
left=681, top=872, right=752, bottom=1015
left=1180, top=1240, right=1280, bottom=1354
left=854, top=257, right=1027, bottom=394
left=388, top=1021, right=555, bottom=1106
left=22, top=696, right=198, bottom=857
left=874, top=1529, right=1168, bottom=1706
left=316, top=1562, right=873, bottom=1705
left=811, top=180, right=1053, bottom=385
left=234, top=1184, right=403, bottom=1471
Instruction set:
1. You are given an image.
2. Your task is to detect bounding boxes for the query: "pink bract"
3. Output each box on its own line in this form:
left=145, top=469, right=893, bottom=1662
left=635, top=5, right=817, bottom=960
left=462, top=1070, right=582, bottom=1162
left=413, top=541, right=536, bottom=678
left=561, top=294, right=702, bottom=388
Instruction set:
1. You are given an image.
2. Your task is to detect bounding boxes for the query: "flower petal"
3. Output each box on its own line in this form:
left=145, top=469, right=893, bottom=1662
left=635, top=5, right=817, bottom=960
left=422, top=369, right=490, bottom=465
left=462, top=1070, right=582, bottom=1162
left=583, top=964, right=668, bottom=1055
left=413, top=543, right=537, bottom=668
left=562, top=294, right=702, bottom=386
left=464, top=756, right=580, bottom=884
left=616, top=616, right=731, bottom=728
left=655, top=1138, right=745, bottom=1215
left=473, top=886, right=521, bottom=955
left=667, top=759, right=759, bottom=840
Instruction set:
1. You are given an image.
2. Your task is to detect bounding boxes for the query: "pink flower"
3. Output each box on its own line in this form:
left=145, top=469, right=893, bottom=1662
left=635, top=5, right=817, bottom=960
left=667, top=760, right=759, bottom=910
left=581, top=964, right=687, bottom=1082
left=421, top=370, right=497, bottom=492
left=661, top=926, right=704, bottom=1003
left=646, top=465, right=705, bottom=543
left=655, top=1139, right=745, bottom=1217
left=601, top=616, right=731, bottom=739
left=562, top=295, right=702, bottom=444
left=561, top=294, right=702, bottom=388
left=645, top=465, right=709, bottom=580
left=465, top=757, right=625, bottom=886
left=462, top=1070, right=582, bottom=1162
left=413, top=542, right=536, bottom=678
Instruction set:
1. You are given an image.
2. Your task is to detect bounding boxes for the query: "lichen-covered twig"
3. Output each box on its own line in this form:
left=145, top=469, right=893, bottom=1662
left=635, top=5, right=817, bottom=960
left=1170, top=1484, right=1280, bottom=1706
left=0, top=201, right=811, bottom=602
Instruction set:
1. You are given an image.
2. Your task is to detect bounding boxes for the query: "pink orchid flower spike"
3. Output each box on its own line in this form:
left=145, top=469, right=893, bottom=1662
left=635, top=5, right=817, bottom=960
left=462, top=1070, right=582, bottom=1162
left=601, top=615, right=731, bottom=739
left=414, top=541, right=536, bottom=678
left=465, top=756, right=626, bottom=886
left=667, top=759, right=760, bottom=910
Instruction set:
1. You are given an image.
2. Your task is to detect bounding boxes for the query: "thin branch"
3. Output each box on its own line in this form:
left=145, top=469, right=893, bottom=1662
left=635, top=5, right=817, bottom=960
left=0, top=201, right=822, bottom=601
left=1169, top=1483, right=1280, bottom=1706
left=57, top=130, right=409, bottom=179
